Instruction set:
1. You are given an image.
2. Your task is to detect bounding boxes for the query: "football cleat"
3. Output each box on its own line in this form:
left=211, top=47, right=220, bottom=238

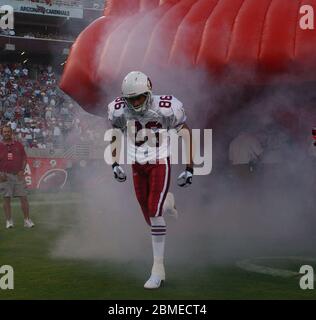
left=24, top=219, right=35, bottom=228
left=144, top=262, right=165, bottom=289
left=6, top=220, right=14, bottom=229
left=163, top=192, right=178, bottom=219
left=144, top=274, right=165, bottom=289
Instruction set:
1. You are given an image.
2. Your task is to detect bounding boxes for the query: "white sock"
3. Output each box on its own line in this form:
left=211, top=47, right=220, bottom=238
left=150, top=216, right=166, bottom=277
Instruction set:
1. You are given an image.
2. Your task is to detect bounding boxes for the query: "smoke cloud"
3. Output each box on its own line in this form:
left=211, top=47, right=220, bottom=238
left=53, top=3, right=316, bottom=272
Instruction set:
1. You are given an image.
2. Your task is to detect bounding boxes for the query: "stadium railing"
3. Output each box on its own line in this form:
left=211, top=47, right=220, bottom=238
left=25, top=142, right=103, bottom=159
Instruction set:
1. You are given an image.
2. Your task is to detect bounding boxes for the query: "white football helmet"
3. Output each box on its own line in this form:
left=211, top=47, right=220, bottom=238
left=121, top=71, right=152, bottom=113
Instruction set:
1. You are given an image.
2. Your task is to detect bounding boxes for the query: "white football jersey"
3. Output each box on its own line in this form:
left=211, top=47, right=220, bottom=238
left=108, top=95, right=186, bottom=164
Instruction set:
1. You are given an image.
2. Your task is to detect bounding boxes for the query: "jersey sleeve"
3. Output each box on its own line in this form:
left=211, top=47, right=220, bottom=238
left=107, top=98, right=127, bottom=131
left=162, top=96, right=186, bottom=130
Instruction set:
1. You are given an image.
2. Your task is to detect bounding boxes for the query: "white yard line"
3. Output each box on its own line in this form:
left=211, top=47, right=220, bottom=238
left=236, top=256, right=316, bottom=281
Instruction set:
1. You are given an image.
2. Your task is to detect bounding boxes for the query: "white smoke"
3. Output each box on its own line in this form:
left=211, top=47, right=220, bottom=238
left=53, top=2, right=316, bottom=271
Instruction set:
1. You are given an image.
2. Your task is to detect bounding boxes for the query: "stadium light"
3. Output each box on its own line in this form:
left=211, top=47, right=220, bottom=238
left=23, top=59, right=28, bottom=64
left=21, top=51, right=25, bottom=56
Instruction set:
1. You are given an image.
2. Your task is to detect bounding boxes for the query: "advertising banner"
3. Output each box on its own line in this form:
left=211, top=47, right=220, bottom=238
left=25, top=157, right=70, bottom=190
left=0, top=0, right=83, bottom=19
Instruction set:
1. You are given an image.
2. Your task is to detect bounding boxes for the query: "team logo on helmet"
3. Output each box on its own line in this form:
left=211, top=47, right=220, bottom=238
left=147, top=78, right=152, bottom=91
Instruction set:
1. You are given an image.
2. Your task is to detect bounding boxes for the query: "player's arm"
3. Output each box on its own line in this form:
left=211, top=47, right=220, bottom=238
left=163, top=96, right=192, bottom=187
left=110, top=129, right=122, bottom=164
left=108, top=100, right=127, bottom=182
left=181, top=122, right=194, bottom=170
left=177, top=122, right=194, bottom=187
left=110, top=129, right=127, bottom=182
left=162, top=96, right=194, bottom=187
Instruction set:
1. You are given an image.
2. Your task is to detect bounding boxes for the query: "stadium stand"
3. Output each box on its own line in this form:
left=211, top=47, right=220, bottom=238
left=15, top=0, right=105, bottom=9
left=0, top=62, right=105, bottom=153
left=0, top=0, right=105, bottom=158
left=17, top=0, right=83, bottom=7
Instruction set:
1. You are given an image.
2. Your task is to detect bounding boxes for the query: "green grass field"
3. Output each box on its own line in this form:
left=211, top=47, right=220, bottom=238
left=0, top=192, right=316, bottom=300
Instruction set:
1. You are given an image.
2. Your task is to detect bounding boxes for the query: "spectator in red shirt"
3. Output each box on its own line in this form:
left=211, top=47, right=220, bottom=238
left=0, top=126, right=34, bottom=229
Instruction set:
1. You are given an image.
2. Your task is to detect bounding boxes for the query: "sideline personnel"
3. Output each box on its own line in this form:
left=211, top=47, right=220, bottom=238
left=0, top=125, right=34, bottom=229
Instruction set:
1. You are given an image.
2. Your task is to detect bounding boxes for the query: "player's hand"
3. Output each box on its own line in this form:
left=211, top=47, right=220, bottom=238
left=177, top=167, right=193, bottom=187
left=112, top=162, right=126, bottom=182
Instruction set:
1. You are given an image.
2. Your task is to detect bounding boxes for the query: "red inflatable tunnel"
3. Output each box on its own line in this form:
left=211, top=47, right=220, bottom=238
left=60, top=0, right=316, bottom=116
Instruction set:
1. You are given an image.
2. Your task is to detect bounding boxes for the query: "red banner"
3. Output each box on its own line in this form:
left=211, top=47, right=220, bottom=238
left=25, top=158, right=70, bottom=190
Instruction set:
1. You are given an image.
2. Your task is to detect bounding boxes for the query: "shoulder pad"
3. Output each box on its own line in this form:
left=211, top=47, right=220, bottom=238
left=152, top=95, right=183, bottom=115
left=107, top=97, right=127, bottom=129
left=153, top=95, right=186, bottom=129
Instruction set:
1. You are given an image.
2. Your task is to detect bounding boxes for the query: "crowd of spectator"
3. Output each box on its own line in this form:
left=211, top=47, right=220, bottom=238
left=21, top=31, right=75, bottom=41
left=0, top=63, right=104, bottom=151
left=0, top=30, right=16, bottom=37
left=0, top=29, right=75, bottom=41
left=84, top=0, right=105, bottom=9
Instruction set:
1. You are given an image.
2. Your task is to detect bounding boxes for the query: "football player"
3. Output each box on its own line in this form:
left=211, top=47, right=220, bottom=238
left=108, top=71, right=193, bottom=289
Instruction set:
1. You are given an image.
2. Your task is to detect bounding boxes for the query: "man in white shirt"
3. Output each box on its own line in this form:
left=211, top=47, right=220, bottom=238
left=37, top=142, right=46, bottom=149
left=22, top=68, right=28, bottom=77
left=7, top=121, right=17, bottom=131
left=53, top=125, right=62, bottom=147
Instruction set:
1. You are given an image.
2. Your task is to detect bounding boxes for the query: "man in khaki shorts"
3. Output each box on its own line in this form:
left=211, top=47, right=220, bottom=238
left=0, top=125, right=34, bottom=229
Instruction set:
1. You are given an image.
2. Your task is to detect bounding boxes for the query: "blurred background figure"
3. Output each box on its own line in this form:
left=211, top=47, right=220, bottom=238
left=0, top=125, right=34, bottom=229
left=229, top=129, right=263, bottom=179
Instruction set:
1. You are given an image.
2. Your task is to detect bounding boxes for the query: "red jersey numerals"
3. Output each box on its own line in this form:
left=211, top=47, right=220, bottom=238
left=114, top=97, right=126, bottom=110
left=159, top=96, right=172, bottom=108
left=134, top=121, right=162, bottom=147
